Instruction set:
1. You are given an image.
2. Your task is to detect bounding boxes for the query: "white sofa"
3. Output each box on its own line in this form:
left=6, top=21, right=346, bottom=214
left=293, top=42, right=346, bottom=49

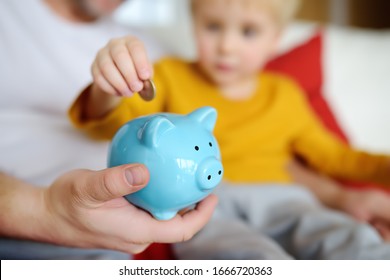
left=281, top=22, right=390, bottom=154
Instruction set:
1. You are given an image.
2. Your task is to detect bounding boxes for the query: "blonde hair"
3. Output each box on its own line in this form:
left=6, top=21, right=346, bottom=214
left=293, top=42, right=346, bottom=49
left=191, top=0, right=301, bottom=27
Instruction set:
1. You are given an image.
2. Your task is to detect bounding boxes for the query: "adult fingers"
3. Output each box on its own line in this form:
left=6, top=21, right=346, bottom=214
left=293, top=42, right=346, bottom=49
left=124, top=243, right=151, bottom=255
left=150, top=194, right=218, bottom=243
left=80, top=164, right=150, bottom=204
left=180, top=194, right=218, bottom=240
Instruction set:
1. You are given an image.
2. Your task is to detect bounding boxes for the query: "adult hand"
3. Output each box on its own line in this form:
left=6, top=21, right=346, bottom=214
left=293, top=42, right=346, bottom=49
left=43, top=164, right=218, bottom=254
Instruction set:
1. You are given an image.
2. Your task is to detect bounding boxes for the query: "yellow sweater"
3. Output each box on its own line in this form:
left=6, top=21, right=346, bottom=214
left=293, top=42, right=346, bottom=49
left=69, top=57, right=390, bottom=185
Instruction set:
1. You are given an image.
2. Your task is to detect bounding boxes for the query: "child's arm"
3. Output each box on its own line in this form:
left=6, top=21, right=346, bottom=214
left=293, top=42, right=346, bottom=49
left=296, top=130, right=390, bottom=185
left=0, top=169, right=218, bottom=252
left=84, top=36, right=153, bottom=119
left=69, top=36, right=165, bottom=139
left=288, top=85, right=390, bottom=186
left=286, top=159, right=346, bottom=209
left=82, top=83, right=122, bottom=121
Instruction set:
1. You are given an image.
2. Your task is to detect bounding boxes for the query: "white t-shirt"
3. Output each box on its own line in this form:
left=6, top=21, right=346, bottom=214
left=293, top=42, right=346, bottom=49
left=0, top=0, right=165, bottom=185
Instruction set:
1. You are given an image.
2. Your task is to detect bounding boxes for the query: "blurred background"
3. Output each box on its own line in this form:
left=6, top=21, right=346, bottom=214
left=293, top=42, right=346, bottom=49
left=115, top=0, right=390, bottom=29
left=113, top=0, right=390, bottom=154
left=113, top=0, right=390, bottom=58
left=297, top=0, right=390, bottom=29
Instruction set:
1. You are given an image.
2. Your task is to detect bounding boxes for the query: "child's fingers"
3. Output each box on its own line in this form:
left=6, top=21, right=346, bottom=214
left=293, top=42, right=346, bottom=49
left=375, top=202, right=390, bottom=222
left=110, top=44, right=143, bottom=93
left=368, top=191, right=390, bottom=222
left=371, top=219, right=390, bottom=241
left=126, top=40, right=153, bottom=80
left=96, top=49, right=133, bottom=97
left=92, top=61, right=120, bottom=96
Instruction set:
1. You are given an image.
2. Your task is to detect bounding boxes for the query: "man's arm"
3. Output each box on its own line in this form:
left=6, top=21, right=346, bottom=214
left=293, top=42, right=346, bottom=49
left=0, top=166, right=217, bottom=253
left=0, top=172, right=50, bottom=241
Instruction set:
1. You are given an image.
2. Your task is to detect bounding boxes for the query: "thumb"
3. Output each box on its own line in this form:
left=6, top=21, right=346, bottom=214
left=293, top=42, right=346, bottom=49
left=83, top=164, right=150, bottom=203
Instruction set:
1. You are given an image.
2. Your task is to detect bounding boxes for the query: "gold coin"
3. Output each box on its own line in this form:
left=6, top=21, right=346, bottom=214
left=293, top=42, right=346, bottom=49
left=138, top=79, right=156, bottom=101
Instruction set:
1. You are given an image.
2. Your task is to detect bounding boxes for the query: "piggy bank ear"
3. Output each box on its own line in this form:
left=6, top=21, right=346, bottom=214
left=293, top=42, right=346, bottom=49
left=188, top=106, right=217, bottom=132
left=139, top=116, right=175, bottom=147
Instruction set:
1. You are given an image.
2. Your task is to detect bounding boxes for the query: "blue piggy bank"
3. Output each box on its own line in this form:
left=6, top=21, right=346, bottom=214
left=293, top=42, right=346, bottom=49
left=108, top=106, right=223, bottom=220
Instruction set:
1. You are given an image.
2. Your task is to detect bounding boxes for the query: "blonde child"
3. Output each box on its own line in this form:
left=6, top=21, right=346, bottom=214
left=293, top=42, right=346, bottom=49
left=70, top=0, right=390, bottom=259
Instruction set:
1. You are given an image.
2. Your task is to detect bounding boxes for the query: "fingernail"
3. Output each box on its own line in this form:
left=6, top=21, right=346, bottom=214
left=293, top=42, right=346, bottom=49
left=125, top=165, right=145, bottom=186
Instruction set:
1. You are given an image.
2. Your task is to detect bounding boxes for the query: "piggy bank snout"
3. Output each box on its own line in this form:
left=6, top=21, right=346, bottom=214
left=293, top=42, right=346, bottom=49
left=196, top=157, right=223, bottom=190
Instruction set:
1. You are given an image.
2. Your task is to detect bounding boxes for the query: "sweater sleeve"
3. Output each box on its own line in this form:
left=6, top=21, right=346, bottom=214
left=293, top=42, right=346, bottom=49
left=68, top=61, right=168, bottom=140
left=289, top=85, right=390, bottom=186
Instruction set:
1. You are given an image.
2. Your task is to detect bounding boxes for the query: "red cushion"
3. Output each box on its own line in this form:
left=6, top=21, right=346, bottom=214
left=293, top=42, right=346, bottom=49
left=133, top=243, right=175, bottom=260
left=265, top=31, right=348, bottom=143
left=265, top=31, right=387, bottom=191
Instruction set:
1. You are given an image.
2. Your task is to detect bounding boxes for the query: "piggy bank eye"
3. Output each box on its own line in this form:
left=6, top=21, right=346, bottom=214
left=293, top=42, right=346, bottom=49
left=194, top=146, right=199, bottom=151
left=209, top=142, right=213, bottom=147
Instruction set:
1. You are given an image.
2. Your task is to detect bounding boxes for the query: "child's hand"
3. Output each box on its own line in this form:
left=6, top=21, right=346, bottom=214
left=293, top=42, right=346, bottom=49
left=91, top=36, right=153, bottom=97
left=371, top=219, right=390, bottom=241
left=341, top=189, right=390, bottom=240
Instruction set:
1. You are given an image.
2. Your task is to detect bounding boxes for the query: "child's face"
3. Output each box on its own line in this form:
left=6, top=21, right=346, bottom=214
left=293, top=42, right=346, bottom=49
left=79, top=0, right=125, bottom=17
left=193, top=0, right=281, bottom=87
